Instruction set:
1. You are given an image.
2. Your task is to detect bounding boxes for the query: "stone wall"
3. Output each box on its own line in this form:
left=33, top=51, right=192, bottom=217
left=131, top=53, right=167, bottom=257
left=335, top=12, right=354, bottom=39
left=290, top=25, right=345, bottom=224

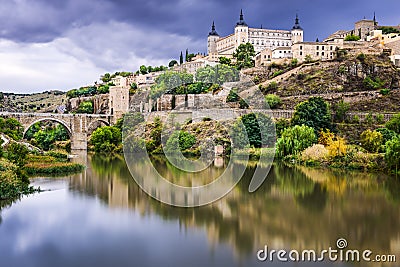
left=68, top=94, right=109, bottom=114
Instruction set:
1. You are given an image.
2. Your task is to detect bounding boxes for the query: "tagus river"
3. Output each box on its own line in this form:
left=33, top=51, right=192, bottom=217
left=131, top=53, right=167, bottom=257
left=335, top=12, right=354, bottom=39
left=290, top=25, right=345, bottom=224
left=0, top=154, right=399, bottom=267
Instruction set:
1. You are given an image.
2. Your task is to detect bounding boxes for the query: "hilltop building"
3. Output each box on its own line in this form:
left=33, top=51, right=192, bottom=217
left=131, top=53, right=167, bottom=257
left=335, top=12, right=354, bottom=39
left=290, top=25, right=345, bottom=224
left=207, top=10, right=303, bottom=60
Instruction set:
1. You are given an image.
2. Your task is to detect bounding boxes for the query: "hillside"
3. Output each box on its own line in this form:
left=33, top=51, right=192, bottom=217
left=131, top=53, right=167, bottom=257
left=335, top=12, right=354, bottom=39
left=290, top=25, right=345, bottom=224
left=250, top=53, right=400, bottom=112
left=0, top=91, right=66, bottom=113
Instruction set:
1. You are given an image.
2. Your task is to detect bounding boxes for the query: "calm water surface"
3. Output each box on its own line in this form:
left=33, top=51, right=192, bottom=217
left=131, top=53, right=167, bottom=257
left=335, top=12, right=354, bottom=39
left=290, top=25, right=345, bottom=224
left=0, top=154, right=399, bottom=267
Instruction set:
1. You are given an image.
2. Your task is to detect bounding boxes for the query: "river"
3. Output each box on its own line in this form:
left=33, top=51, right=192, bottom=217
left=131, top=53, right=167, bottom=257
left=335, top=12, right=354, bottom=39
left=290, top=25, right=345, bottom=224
left=0, top=154, right=399, bottom=267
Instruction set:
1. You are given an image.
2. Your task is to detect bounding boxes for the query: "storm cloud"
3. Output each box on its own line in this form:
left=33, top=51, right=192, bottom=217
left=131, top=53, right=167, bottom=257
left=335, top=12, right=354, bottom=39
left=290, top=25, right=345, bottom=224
left=0, top=0, right=398, bottom=93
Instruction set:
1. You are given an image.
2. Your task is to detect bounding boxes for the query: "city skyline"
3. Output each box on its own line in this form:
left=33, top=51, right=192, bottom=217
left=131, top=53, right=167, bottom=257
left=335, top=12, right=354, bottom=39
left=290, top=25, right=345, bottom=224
left=0, top=0, right=399, bottom=93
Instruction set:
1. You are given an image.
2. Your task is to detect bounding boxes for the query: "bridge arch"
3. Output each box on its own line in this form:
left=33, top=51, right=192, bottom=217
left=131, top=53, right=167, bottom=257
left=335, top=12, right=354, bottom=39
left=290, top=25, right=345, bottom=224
left=23, top=118, right=72, bottom=139
left=87, top=119, right=110, bottom=135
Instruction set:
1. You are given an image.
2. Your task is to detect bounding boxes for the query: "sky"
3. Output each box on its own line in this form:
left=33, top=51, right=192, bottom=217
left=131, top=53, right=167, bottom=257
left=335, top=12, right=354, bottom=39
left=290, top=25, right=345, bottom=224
left=0, top=0, right=399, bottom=93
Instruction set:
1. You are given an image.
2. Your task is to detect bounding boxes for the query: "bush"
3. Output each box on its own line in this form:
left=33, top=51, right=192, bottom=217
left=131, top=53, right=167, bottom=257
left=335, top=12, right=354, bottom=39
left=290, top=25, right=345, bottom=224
left=318, top=129, right=335, bottom=146
left=265, top=94, right=282, bottom=109
left=360, top=129, right=383, bottom=153
left=334, top=100, right=350, bottom=123
left=380, top=88, right=391, bottom=95
left=385, top=136, right=400, bottom=174
left=327, top=137, right=347, bottom=157
left=386, top=113, right=400, bottom=134
left=301, top=144, right=329, bottom=162
left=6, top=143, right=29, bottom=167
left=376, top=128, right=397, bottom=144
left=275, top=118, right=290, bottom=138
left=276, top=125, right=317, bottom=158
left=76, top=101, right=94, bottom=114
left=345, top=34, right=361, bottom=41
left=363, top=76, right=385, bottom=90
left=292, top=97, right=333, bottom=134
left=375, top=114, right=384, bottom=124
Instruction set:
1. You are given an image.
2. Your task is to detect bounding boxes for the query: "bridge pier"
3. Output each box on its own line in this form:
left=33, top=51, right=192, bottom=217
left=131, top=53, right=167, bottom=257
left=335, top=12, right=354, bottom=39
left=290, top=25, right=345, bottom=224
left=71, top=133, right=88, bottom=150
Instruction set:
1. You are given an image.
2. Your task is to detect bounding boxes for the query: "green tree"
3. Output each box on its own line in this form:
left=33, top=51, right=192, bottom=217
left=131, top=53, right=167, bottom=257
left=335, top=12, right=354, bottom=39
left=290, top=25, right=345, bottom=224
left=169, top=60, right=178, bottom=67
left=90, top=126, right=122, bottom=153
left=376, top=128, right=397, bottom=144
left=360, top=129, right=383, bottom=153
left=101, top=73, right=111, bottom=83
left=165, top=131, right=196, bottom=154
left=385, top=136, right=400, bottom=174
left=76, top=101, right=94, bottom=114
left=219, top=57, right=231, bottom=65
left=185, top=49, right=189, bottom=62
left=179, top=51, right=184, bottom=65
left=6, top=143, right=29, bottom=167
left=386, top=113, right=400, bottom=134
left=139, top=65, right=148, bottom=75
left=292, top=97, right=333, bottom=134
left=0, top=118, right=23, bottom=141
left=233, top=43, right=255, bottom=70
left=344, top=34, right=361, bottom=41
left=195, top=64, right=239, bottom=85
left=276, top=125, right=317, bottom=158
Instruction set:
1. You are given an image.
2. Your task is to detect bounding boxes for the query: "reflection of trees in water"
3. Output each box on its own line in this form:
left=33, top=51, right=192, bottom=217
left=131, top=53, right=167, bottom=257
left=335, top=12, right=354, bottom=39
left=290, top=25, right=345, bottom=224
left=75, top=155, right=400, bottom=260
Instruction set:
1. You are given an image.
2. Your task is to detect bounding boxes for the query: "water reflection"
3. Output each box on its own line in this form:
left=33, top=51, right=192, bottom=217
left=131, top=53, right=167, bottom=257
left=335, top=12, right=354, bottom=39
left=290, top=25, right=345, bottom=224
left=1, top=154, right=399, bottom=267
left=70, top=155, right=400, bottom=264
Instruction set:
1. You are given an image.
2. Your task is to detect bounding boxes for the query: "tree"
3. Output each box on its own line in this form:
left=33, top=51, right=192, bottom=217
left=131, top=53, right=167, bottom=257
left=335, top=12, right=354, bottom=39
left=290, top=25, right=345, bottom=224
left=139, top=65, right=148, bottom=75
left=169, top=60, right=178, bottom=68
left=292, top=97, right=333, bottom=134
left=380, top=26, right=400, bottom=34
left=101, top=73, right=111, bottom=83
left=185, top=49, right=189, bottom=62
left=276, top=125, right=317, bottom=158
left=386, top=113, right=400, bottom=134
left=219, top=57, right=231, bottom=65
left=187, top=53, right=195, bottom=62
left=165, top=131, right=196, bottom=154
left=232, top=113, right=275, bottom=148
left=179, top=51, right=184, bottom=65
left=195, top=64, right=239, bottom=85
left=385, top=136, right=400, bottom=174
left=345, top=34, right=361, bottom=41
left=0, top=118, right=23, bottom=141
left=6, top=143, right=29, bottom=167
left=76, top=101, right=94, bottom=114
left=90, top=126, right=122, bottom=153
left=233, top=43, right=255, bottom=70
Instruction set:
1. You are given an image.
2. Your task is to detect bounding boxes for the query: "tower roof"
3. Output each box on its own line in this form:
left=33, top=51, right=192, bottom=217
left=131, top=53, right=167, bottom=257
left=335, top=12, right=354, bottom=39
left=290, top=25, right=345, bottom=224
left=292, top=13, right=303, bottom=30
left=208, top=21, right=219, bottom=36
left=236, top=9, right=248, bottom=27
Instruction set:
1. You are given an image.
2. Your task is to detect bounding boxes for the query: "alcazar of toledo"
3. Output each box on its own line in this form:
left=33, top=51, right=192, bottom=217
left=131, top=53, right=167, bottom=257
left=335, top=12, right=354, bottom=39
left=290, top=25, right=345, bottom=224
left=202, top=10, right=400, bottom=67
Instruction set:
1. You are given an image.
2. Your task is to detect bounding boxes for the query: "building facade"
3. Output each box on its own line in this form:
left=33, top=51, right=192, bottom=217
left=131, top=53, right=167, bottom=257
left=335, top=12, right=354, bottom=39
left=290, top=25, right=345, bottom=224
left=207, top=10, right=304, bottom=57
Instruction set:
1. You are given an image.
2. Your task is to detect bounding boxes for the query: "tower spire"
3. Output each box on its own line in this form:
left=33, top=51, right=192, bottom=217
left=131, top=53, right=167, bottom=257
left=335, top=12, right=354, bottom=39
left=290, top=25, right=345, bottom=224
left=292, top=13, right=302, bottom=30
left=236, top=9, right=248, bottom=26
left=208, top=20, right=219, bottom=36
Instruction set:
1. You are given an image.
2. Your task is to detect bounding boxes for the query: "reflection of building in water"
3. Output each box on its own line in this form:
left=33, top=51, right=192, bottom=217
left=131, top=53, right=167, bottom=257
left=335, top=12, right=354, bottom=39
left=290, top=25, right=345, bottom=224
left=70, top=155, right=400, bottom=264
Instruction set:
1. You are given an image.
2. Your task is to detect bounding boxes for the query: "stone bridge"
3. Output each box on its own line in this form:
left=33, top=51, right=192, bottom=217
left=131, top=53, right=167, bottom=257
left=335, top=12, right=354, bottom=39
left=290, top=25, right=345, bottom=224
left=0, top=112, right=113, bottom=150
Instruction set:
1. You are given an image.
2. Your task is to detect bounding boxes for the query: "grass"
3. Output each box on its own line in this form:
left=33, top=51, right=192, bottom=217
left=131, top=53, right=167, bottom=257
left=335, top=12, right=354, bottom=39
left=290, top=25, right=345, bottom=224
left=24, top=155, right=84, bottom=175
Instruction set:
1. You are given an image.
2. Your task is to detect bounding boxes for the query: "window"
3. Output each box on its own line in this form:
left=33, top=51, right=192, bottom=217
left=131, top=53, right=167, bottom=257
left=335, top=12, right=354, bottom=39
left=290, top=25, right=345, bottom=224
left=316, top=52, right=319, bottom=56
left=330, top=46, right=333, bottom=50
left=300, top=46, right=303, bottom=50
left=322, top=52, right=324, bottom=56
left=316, top=46, right=319, bottom=50
left=300, top=51, right=303, bottom=56
left=322, top=46, right=325, bottom=50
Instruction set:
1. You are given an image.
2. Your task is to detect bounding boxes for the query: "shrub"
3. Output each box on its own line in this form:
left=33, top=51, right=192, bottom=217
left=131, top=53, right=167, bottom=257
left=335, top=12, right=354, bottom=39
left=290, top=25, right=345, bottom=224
left=375, top=114, right=384, bottom=124
left=275, top=118, right=290, bottom=138
left=363, top=76, right=385, bottom=90
left=301, top=144, right=329, bottom=162
left=380, top=88, right=391, bottom=95
left=318, top=129, right=335, bottom=146
left=352, top=115, right=360, bottom=124
left=276, top=125, right=317, bottom=158
left=6, top=143, right=29, bottom=167
left=265, top=94, right=282, bottom=109
left=90, top=126, right=122, bottom=153
left=365, top=113, right=374, bottom=125
left=385, top=136, right=400, bottom=174
left=345, top=34, right=361, bottom=41
left=76, top=101, right=94, bottom=114
left=164, top=131, right=196, bottom=154
left=356, top=53, right=366, bottom=61
left=386, top=113, right=400, bottom=134
left=376, top=128, right=397, bottom=144
left=334, top=100, right=350, bottom=123
left=360, top=129, right=383, bottom=153
left=327, top=137, right=347, bottom=157
left=272, top=70, right=284, bottom=78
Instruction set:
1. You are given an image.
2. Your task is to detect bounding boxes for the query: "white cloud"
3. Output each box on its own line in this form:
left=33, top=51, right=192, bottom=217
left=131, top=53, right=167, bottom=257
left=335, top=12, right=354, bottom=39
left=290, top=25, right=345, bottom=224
left=0, top=21, right=204, bottom=93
